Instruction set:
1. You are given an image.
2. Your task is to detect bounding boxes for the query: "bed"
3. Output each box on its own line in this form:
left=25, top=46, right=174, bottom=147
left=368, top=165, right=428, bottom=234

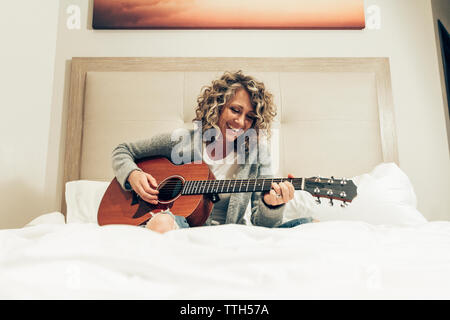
left=1, top=57, right=449, bottom=299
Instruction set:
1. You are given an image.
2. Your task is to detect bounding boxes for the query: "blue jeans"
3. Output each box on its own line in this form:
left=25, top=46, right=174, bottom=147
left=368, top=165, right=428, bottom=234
left=149, top=211, right=313, bottom=229
left=172, top=215, right=313, bottom=229
left=140, top=210, right=190, bottom=229
left=162, top=210, right=190, bottom=229
left=276, top=217, right=313, bottom=228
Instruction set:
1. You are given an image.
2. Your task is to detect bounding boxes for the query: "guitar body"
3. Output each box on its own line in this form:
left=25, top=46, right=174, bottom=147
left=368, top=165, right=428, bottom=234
left=97, top=157, right=215, bottom=227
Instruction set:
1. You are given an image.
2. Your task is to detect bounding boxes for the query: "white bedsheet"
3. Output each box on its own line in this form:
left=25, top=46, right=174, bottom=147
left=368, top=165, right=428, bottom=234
left=1, top=213, right=450, bottom=299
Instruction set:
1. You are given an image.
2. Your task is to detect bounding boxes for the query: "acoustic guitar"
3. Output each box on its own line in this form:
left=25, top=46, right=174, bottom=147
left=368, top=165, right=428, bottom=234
left=97, top=156, right=357, bottom=227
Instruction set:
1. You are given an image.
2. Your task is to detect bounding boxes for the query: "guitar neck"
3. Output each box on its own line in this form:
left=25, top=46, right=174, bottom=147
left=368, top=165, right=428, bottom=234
left=182, top=178, right=304, bottom=195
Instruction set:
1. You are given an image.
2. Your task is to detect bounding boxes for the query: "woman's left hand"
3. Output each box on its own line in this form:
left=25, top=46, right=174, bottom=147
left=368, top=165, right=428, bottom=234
left=263, top=174, right=295, bottom=207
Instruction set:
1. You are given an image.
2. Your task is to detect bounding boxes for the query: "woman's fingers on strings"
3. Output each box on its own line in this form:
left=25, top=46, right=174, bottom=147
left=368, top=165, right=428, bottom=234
left=143, top=195, right=158, bottom=205
left=269, top=189, right=280, bottom=204
left=269, top=189, right=278, bottom=198
left=137, top=183, right=158, bottom=204
left=286, top=173, right=295, bottom=200
left=145, top=173, right=159, bottom=190
left=279, top=182, right=289, bottom=202
left=141, top=175, right=158, bottom=195
left=271, top=182, right=281, bottom=196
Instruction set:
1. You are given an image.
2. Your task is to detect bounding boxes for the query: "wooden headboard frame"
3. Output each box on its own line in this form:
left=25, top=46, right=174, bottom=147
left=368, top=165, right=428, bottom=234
left=62, top=57, right=398, bottom=214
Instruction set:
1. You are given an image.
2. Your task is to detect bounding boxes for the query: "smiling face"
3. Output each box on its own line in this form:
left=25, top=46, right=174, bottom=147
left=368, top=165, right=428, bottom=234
left=193, top=71, right=277, bottom=154
left=217, top=88, right=256, bottom=143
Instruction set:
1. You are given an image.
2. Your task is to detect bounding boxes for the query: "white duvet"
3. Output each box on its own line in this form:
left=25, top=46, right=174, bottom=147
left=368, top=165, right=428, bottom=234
left=1, top=213, right=450, bottom=300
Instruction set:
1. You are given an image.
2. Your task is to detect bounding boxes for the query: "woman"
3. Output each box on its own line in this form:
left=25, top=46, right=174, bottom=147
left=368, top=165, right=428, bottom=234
left=112, top=71, right=313, bottom=233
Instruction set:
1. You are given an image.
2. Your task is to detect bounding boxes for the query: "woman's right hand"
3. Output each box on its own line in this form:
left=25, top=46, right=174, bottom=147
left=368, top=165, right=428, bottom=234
left=127, top=170, right=159, bottom=205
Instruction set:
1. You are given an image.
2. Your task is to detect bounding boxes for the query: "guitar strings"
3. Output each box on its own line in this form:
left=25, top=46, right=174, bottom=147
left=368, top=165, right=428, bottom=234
left=156, top=179, right=304, bottom=188
left=156, top=179, right=305, bottom=196
left=156, top=179, right=347, bottom=196
left=156, top=178, right=304, bottom=186
left=155, top=177, right=343, bottom=188
left=157, top=183, right=305, bottom=192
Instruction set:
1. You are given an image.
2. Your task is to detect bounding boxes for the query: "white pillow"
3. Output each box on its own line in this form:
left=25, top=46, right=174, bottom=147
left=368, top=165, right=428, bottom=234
left=283, top=163, right=427, bottom=226
left=25, top=212, right=66, bottom=227
left=65, top=180, right=110, bottom=224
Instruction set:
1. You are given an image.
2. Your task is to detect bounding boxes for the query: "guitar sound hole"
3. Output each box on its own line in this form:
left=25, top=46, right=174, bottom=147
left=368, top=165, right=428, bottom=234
left=157, top=177, right=184, bottom=202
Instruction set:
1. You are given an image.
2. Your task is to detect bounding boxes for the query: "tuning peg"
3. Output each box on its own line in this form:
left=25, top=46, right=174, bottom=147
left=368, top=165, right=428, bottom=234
left=315, top=197, right=321, bottom=204
left=340, top=201, right=348, bottom=208
left=329, top=198, right=334, bottom=206
left=340, top=178, right=348, bottom=185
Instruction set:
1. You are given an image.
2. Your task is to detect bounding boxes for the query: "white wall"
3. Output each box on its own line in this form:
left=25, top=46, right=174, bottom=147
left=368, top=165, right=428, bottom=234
left=1, top=0, right=449, bottom=228
left=0, top=1, right=59, bottom=229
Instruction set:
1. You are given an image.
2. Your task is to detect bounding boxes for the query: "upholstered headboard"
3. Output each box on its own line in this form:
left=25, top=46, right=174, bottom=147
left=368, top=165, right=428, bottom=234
left=63, top=57, right=398, bottom=214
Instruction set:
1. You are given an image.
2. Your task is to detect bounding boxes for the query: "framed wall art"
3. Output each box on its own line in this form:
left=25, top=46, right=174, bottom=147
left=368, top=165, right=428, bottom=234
left=438, top=20, right=450, bottom=124
left=93, top=0, right=366, bottom=30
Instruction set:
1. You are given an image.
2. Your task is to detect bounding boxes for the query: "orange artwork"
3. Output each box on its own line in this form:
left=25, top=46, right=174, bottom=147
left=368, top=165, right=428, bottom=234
left=93, top=0, right=365, bottom=30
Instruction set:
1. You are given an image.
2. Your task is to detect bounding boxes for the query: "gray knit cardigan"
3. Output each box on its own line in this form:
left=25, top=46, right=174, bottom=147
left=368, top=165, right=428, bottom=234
left=111, top=129, right=286, bottom=227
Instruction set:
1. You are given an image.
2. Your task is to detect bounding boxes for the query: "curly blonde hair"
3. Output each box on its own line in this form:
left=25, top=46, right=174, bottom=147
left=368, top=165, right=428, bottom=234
left=193, top=71, right=277, bottom=147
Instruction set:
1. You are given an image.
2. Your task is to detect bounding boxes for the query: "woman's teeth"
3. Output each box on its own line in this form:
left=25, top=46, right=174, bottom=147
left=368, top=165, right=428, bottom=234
left=227, top=124, right=240, bottom=132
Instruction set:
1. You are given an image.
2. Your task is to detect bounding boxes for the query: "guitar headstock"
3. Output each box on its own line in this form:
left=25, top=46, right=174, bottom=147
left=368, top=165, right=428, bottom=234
left=304, top=176, right=357, bottom=207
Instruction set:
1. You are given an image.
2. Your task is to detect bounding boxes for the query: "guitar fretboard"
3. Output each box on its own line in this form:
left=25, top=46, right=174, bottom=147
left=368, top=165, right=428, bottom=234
left=181, top=178, right=304, bottom=195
